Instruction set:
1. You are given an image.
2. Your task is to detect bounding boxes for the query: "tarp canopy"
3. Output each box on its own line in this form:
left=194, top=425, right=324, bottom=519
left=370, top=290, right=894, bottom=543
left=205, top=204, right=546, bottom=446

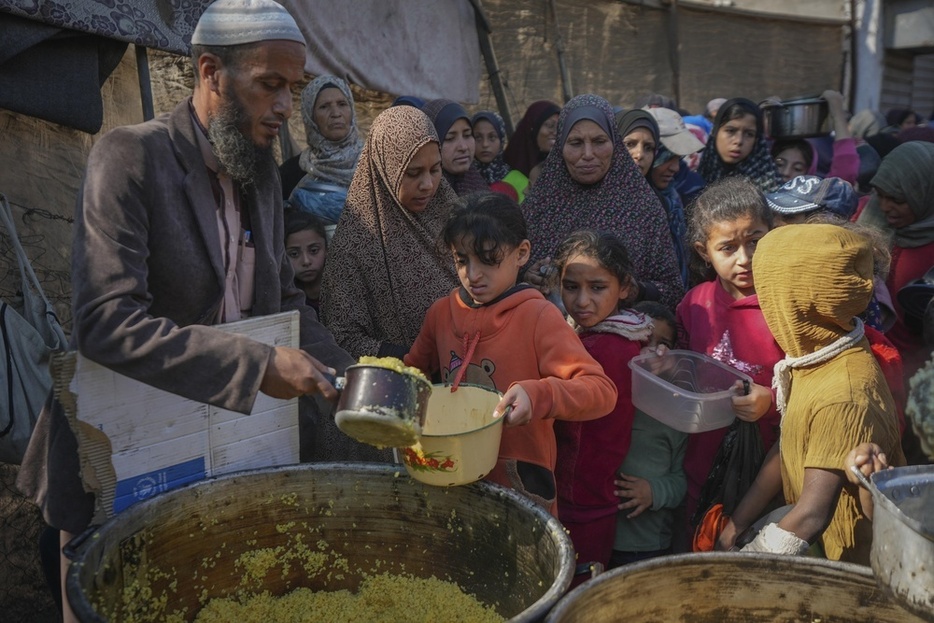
left=0, top=0, right=481, bottom=133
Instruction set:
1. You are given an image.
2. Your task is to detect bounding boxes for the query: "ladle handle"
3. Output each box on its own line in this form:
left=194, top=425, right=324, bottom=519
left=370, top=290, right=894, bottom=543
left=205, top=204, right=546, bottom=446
left=849, top=464, right=873, bottom=490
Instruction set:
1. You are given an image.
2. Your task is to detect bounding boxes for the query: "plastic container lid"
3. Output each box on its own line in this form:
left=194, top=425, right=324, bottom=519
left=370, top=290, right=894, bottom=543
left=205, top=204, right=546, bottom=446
left=628, top=350, right=752, bottom=433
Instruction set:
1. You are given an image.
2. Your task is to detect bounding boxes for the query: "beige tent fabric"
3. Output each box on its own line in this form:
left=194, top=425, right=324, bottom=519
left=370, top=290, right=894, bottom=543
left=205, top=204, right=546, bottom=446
left=285, top=0, right=481, bottom=103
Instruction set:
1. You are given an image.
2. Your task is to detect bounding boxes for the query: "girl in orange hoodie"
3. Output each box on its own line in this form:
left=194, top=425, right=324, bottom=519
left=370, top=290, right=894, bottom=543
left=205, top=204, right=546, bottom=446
left=405, top=192, right=617, bottom=515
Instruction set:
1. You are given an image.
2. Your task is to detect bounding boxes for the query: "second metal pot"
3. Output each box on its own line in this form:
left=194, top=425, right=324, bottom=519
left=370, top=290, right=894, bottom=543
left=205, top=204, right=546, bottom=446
left=855, top=465, right=934, bottom=622
left=332, top=364, right=433, bottom=448
left=760, top=96, right=831, bottom=139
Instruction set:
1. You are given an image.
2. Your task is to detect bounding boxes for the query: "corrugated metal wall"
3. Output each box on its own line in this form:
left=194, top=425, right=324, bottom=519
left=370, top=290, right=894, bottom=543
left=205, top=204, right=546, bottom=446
left=911, top=54, right=934, bottom=118
left=478, top=0, right=844, bottom=118
left=881, top=50, right=916, bottom=113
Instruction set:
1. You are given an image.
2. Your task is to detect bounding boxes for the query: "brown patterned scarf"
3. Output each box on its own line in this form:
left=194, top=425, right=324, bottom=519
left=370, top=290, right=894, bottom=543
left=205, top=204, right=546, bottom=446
left=321, top=106, right=461, bottom=358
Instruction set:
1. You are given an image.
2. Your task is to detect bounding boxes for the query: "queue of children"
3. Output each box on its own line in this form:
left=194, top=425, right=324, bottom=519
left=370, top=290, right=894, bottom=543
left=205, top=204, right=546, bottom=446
left=280, top=88, right=930, bottom=572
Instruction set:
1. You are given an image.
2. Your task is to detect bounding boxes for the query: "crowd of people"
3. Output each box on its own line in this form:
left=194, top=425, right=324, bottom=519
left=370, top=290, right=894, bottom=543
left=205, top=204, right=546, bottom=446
left=280, top=71, right=934, bottom=576
left=15, top=0, right=933, bottom=619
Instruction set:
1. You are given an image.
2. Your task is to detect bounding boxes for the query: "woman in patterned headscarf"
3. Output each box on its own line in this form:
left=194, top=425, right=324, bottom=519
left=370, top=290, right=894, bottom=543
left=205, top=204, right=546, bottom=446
left=321, top=106, right=460, bottom=359
left=697, top=98, right=783, bottom=193
left=287, top=75, right=363, bottom=224
left=522, top=94, right=683, bottom=309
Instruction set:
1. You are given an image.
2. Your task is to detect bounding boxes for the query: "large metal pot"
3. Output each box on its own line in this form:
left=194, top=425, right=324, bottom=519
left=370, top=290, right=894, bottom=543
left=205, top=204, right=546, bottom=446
left=861, top=465, right=934, bottom=621
left=760, top=96, right=831, bottom=139
left=546, top=553, right=929, bottom=622
left=65, top=463, right=573, bottom=622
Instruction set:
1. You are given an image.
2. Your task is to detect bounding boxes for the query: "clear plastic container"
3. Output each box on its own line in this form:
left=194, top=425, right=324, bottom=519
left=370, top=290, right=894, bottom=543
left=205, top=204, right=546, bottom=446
left=628, top=350, right=752, bottom=433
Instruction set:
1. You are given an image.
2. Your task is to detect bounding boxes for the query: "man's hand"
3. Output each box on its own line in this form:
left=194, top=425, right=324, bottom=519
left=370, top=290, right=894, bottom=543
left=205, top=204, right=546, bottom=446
left=259, top=346, right=338, bottom=400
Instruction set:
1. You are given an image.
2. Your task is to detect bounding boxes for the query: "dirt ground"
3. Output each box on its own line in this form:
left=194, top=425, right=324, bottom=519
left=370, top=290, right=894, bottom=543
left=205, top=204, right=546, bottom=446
left=0, top=464, right=59, bottom=623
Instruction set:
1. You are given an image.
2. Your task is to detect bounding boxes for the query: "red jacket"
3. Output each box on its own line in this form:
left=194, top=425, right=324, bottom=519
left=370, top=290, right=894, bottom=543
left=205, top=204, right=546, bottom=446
left=555, top=331, right=642, bottom=521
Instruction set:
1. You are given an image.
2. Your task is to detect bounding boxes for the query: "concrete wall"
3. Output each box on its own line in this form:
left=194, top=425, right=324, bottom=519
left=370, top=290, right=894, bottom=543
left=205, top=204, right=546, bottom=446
left=478, top=0, right=845, bottom=119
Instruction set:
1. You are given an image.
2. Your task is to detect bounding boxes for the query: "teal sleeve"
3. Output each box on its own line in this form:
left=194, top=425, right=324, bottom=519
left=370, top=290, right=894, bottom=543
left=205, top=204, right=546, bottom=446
left=649, top=430, right=688, bottom=511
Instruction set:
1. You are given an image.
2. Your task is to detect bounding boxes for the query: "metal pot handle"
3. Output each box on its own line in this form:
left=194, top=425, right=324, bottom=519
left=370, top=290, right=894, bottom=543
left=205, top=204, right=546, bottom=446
left=62, top=524, right=101, bottom=561
left=849, top=464, right=873, bottom=490
left=321, top=372, right=346, bottom=392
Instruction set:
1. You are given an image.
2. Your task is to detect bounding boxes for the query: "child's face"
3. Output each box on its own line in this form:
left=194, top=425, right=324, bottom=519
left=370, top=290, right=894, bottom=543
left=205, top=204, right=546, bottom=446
left=694, top=214, right=769, bottom=300
left=473, top=119, right=502, bottom=164
left=715, top=113, right=757, bottom=164
left=648, top=318, right=676, bottom=349
left=452, top=236, right=530, bottom=305
left=286, top=229, right=327, bottom=286
left=560, top=253, right=632, bottom=328
left=774, top=146, right=809, bottom=182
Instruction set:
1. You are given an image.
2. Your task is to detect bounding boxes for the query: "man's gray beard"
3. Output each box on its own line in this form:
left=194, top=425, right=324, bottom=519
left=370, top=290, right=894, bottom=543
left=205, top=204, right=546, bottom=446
left=207, top=96, right=273, bottom=185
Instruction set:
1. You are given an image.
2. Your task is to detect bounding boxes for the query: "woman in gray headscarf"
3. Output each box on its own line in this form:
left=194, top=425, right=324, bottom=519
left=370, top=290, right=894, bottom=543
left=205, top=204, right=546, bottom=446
left=287, top=75, right=363, bottom=224
left=857, top=141, right=934, bottom=379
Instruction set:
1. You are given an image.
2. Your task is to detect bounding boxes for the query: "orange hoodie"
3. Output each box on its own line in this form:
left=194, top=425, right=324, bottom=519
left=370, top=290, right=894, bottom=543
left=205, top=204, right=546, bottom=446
left=406, top=286, right=617, bottom=509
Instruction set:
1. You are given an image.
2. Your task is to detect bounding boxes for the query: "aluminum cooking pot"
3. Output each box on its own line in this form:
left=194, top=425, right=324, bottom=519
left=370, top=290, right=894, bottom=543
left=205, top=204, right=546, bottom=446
left=852, top=464, right=934, bottom=622
left=65, top=463, right=575, bottom=622
left=330, top=364, right=432, bottom=448
left=760, top=96, right=831, bottom=140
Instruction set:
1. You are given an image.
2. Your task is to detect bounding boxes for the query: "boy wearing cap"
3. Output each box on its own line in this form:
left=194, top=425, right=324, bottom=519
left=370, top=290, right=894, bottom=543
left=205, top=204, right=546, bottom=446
left=765, top=175, right=858, bottom=225
left=17, top=3, right=374, bottom=620
left=647, top=107, right=706, bottom=288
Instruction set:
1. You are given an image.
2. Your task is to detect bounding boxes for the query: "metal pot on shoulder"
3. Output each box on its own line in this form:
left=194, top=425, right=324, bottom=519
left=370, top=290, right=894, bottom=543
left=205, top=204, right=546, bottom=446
left=760, top=96, right=831, bottom=140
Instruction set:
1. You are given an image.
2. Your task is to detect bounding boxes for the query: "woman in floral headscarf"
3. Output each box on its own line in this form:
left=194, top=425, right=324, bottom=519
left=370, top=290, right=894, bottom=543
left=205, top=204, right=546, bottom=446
left=287, top=75, right=363, bottom=225
left=522, top=94, right=683, bottom=309
left=697, top=97, right=783, bottom=194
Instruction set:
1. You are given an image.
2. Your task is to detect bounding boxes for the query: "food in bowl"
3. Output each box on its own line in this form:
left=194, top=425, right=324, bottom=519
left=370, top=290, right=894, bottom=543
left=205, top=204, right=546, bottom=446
left=403, top=385, right=504, bottom=486
left=357, top=355, right=428, bottom=382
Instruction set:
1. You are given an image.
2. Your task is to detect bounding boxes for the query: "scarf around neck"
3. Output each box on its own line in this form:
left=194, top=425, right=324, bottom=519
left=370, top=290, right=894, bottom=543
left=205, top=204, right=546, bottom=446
left=576, top=309, right=654, bottom=343
left=772, top=318, right=865, bottom=418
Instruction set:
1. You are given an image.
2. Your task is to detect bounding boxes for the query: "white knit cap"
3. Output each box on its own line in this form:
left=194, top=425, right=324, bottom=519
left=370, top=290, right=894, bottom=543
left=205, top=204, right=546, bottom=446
left=192, top=0, right=305, bottom=47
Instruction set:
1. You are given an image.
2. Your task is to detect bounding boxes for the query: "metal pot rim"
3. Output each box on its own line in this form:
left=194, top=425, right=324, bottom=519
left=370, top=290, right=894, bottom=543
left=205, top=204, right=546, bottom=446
left=343, top=363, right=433, bottom=391
left=760, top=97, right=826, bottom=108
left=869, top=464, right=933, bottom=538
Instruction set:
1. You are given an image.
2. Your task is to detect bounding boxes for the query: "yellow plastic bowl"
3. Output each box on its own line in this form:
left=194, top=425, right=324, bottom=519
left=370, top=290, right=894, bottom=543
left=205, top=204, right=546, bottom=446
left=402, top=385, right=504, bottom=487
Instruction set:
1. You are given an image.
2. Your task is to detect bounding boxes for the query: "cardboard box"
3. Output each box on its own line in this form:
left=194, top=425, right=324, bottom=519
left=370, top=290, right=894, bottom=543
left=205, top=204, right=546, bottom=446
left=54, top=311, right=300, bottom=523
